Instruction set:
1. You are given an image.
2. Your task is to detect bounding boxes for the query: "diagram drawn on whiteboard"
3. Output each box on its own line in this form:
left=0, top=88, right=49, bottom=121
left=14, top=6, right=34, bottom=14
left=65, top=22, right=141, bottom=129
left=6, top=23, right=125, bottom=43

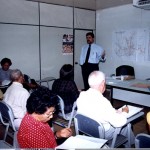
left=112, top=28, right=150, bottom=62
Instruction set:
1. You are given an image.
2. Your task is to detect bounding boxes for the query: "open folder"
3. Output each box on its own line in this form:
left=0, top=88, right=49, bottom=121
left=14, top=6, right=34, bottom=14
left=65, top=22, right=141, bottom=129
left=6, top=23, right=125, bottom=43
left=55, top=135, right=108, bottom=149
left=118, top=105, right=143, bottom=118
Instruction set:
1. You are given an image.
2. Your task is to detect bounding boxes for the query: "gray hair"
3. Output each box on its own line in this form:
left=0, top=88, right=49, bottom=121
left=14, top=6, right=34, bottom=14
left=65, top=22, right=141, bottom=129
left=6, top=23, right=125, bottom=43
left=11, top=69, right=23, bottom=81
left=88, top=71, right=105, bottom=88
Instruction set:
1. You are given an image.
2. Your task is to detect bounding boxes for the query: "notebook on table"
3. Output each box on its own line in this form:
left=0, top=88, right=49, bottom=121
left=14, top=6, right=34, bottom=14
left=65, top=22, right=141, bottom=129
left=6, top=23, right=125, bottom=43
left=118, top=105, right=143, bottom=118
left=55, top=135, right=108, bottom=149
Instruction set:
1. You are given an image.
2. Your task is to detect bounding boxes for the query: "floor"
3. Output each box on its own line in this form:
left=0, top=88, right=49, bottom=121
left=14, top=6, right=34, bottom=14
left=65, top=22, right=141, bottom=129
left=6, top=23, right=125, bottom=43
left=0, top=97, right=149, bottom=148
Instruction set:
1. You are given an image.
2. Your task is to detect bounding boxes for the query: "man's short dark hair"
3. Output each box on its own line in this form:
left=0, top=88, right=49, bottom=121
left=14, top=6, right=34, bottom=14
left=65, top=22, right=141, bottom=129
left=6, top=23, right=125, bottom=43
left=86, top=32, right=94, bottom=38
left=1, top=58, right=12, bottom=66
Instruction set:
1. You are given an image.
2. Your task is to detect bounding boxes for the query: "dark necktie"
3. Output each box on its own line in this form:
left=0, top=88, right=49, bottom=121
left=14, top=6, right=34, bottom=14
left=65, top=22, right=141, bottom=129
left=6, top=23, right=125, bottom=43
left=85, top=44, right=91, bottom=64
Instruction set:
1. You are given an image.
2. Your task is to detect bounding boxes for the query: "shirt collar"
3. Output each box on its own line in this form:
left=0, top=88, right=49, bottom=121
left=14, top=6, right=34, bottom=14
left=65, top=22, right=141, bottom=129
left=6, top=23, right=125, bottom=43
left=13, top=82, right=23, bottom=87
left=88, top=88, right=103, bottom=96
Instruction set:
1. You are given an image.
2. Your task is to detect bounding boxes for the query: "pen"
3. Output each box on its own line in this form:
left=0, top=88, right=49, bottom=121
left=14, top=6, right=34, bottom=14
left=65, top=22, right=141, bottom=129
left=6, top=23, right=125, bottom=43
left=54, top=122, right=66, bottom=128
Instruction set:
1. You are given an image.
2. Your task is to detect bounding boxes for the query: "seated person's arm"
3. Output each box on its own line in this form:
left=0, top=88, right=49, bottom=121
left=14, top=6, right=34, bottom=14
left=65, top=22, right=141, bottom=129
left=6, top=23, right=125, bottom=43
left=100, top=50, right=106, bottom=62
left=23, top=79, right=39, bottom=91
left=101, top=103, right=128, bottom=128
left=55, top=128, right=72, bottom=139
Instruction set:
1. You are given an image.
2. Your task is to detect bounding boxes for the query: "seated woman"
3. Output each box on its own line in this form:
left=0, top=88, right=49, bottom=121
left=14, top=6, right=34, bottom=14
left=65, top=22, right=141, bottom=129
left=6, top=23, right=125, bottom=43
left=0, top=58, right=12, bottom=93
left=17, top=89, right=72, bottom=148
left=52, top=64, right=79, bottom=113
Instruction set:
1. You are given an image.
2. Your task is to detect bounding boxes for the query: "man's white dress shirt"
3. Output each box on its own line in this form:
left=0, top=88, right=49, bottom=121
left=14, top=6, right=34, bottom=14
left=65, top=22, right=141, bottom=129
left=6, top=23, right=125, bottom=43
left=80, top=43, right=105, bottom=65
left=77, top=88, right=127, bottom=130
left=3, top=82, right=30, bottom=128
left=76, top=88, right=135, bottom=144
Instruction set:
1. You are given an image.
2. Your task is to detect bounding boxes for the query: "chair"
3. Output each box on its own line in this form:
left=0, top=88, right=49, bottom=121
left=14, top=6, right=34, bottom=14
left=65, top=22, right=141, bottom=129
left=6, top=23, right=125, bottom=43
left=116, top=65, right=135, bottom=76
left=74, top=113, right=131, bottom=148
left=13, top=131, right=20, bottom=148
left=67, top=101, right=77, bottom=128
left=57, top=95, right=76, bottom=121
left=0, top=101, right=18, bottom=147
left=36, top=77, right=56, bottom=89
left=0, top=112, right=13, bottom=148
left=135, top=133, right=150, bottom=148
left=53, top=95, right=77, bottom=128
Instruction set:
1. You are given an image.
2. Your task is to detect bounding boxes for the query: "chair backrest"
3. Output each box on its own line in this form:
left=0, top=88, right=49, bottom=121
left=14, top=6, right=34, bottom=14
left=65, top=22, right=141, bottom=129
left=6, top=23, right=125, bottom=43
left=67, top=101, right=77, bottom=128
left=55, top=90, right=76, bottom=114
left=0, top=101, right=19, bottom=148
left=74, top=114, right=105, bottom=139
left=0, top=101, right=17, bottom=139
left=0, top=112, right=9, bottom=141
left=57, top=95, right=77, bottom=122
left=135, top=133, right=150, bottom=148
left=116, top=65, right=135, bottom=76
left=74, top=113, right=129, bottom=148
left=57, top=95, right=66, bottom=119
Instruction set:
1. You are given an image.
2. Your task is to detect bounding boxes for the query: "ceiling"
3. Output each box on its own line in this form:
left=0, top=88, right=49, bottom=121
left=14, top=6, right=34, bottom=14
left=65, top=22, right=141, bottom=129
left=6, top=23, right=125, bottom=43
left=27, top=0, right=133, bottom=10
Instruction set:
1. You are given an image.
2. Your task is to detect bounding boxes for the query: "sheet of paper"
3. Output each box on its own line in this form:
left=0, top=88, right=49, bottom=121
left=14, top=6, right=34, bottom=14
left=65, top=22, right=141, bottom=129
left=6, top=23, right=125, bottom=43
left=118, top=105, right=143, bottom=118
left=75, top=135, right=107, bottom=144
left=55, top=135, right=107, bottom=149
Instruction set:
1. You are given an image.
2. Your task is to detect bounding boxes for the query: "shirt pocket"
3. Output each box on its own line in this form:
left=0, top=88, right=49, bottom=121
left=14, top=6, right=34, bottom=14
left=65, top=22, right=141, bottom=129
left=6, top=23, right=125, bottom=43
left=91, top=51, right=97, bottom=59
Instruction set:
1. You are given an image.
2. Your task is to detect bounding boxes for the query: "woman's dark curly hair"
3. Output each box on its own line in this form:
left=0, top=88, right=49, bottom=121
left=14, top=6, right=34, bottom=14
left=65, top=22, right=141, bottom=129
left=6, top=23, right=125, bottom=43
left=1, top=58, right=12, bottom=66
left=26, top=88, right=58, bottom=114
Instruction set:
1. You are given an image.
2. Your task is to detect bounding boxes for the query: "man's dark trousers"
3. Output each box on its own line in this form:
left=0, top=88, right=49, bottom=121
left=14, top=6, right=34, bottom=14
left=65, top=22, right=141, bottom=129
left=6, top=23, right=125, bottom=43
left=81, top=63, right=99, bottom=90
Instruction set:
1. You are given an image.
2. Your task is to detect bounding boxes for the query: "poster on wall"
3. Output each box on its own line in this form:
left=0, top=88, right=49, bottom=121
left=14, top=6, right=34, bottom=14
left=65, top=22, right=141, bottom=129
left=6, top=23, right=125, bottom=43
left=62, top=34, right=73, bottom=55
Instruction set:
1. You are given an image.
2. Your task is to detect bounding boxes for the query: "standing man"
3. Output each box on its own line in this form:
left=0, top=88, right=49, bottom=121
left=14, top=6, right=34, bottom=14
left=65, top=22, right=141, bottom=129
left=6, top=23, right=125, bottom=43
left=80, top=32, right=106, bottom=90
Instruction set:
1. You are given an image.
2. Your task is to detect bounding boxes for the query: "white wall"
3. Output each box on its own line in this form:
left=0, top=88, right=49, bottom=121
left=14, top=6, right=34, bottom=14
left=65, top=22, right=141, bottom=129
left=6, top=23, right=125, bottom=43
left=0, top=0, right=39, bottom=79
left=96, top=4, right=150, bottom=79
left=0, top=0, right=95, bottom=89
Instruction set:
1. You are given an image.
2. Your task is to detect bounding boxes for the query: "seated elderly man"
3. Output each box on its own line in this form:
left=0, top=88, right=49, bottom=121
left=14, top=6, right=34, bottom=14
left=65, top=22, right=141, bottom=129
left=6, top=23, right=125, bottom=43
left=76, top=71, right=135, bottom=147
left=3, top=69, right=30, bottom=129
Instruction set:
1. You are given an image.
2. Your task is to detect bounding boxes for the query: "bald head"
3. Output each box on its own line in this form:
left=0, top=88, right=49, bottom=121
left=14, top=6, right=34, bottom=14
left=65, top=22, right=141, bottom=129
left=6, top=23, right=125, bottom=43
left=88, top=71, right=106, bottom=92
